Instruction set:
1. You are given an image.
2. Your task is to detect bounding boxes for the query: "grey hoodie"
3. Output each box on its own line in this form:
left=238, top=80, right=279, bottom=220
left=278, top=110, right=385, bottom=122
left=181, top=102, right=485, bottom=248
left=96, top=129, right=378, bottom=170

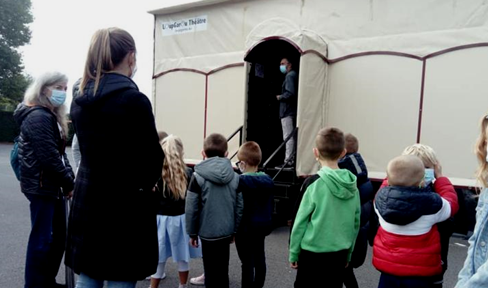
left=185, top=157, right=243, bottom=240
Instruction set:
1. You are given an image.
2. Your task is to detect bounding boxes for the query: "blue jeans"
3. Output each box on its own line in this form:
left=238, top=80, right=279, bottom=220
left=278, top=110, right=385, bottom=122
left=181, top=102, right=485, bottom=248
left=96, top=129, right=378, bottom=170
left=25, top=193, right=66, bottom=288
left=76, top=273, right=137, bottom=288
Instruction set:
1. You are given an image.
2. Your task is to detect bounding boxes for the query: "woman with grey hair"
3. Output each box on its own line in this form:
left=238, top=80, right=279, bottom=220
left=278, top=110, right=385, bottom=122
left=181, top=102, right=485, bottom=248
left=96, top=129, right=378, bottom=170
left=13, top=71, right=75, bottom=288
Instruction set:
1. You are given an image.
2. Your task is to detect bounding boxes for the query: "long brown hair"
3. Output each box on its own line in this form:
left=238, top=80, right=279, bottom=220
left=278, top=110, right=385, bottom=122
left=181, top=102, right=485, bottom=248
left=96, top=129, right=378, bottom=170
left=161, top=135, right=188, bottom=199
left=79, top=27, right=136, bottom=95
left=475, top=115, right=488, bottom=188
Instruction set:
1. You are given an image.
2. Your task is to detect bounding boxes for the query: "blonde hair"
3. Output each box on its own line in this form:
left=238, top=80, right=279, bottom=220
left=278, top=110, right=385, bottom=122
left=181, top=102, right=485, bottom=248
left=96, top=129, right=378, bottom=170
left=161, top=135, right=187, bottom=200
left=80, top=27, right=136, bottom=95
left=387, top=155, right=425, bottom=187
left=402, top=144, right=438, bottom=168
left=23, top=71, right=69, bottom=136
left=475, top=115, right=488, bottom=187
left=345, top=133, right=359, bottom=154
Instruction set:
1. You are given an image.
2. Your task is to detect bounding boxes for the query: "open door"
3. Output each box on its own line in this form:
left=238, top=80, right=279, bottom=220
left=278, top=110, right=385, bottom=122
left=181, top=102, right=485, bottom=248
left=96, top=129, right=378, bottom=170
left=244, top=39, right=301, bottom=168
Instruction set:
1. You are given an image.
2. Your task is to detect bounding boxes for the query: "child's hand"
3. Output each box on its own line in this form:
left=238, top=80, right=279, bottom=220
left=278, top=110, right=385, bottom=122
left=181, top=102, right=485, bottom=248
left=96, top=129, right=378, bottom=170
left=345, top=262, right=349, bottom=268
left=190, top=237, right=199, bottom=248
left=290, top=262, right=298, bottom=269
left=434, top=163, right=443, bottom=179
left=230, top=235, right=235, bottom=244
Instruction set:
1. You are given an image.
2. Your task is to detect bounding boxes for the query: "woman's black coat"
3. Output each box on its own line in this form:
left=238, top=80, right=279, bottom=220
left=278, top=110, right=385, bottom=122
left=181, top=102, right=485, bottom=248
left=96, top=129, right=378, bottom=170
left=13, top=104, right=75, bottom=197
left=65, top=73, right=164, bottom=281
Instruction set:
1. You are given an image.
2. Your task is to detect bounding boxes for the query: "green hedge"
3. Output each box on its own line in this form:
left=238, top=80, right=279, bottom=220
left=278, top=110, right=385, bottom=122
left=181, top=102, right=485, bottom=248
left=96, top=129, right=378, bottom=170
left=0, top=110, right=74, bottom=145
left=0, top=111, right=19, bottom=142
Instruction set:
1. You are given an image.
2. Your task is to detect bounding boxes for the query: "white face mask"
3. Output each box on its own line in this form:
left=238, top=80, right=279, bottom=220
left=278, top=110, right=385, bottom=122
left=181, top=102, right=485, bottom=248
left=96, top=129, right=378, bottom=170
left=130, top=64, right=137, bottom=79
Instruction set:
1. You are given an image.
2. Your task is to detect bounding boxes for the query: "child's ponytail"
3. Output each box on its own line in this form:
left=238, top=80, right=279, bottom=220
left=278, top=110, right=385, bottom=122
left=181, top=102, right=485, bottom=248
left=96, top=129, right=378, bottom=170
left=161, top=135, right=188, bottom=199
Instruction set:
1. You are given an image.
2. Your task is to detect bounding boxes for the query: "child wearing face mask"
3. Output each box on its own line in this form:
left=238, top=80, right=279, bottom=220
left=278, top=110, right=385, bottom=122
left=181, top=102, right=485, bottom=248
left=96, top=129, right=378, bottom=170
left=401, top=144, right=457, bottom=288
left=234, top=141, right=274, bottom=288
left=373, top=155, right=459, bottom=288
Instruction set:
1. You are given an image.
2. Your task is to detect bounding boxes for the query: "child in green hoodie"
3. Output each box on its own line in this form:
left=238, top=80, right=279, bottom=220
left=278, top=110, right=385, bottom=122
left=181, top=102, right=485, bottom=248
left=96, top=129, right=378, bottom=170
left=289, top=127, right=361, bottom=288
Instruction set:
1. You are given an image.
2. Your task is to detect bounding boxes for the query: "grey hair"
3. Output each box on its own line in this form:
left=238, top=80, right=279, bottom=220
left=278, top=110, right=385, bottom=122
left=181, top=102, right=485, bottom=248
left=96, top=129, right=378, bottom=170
left=23, top=71, right=69, bottom=136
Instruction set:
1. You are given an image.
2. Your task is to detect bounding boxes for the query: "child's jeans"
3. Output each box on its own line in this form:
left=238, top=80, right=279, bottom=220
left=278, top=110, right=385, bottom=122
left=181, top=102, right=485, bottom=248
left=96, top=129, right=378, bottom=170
left=201, top=236, right=232, bottom=288
left=294, top=249, right=348, bottom=288
left=378, top=273, right=435, bottom=288
left=76, top=273, right=137, bottom=288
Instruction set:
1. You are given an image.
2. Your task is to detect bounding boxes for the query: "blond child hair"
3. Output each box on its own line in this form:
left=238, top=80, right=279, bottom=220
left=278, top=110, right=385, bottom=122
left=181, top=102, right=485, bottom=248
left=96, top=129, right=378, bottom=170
left=160, top=135, right=187, bottom=200
left=402, top=144, right=438, bottom=168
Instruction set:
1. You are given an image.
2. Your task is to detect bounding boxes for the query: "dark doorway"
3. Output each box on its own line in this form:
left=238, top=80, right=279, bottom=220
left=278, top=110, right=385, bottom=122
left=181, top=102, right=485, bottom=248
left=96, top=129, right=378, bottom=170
left=244, top=39, right=300, bottom=167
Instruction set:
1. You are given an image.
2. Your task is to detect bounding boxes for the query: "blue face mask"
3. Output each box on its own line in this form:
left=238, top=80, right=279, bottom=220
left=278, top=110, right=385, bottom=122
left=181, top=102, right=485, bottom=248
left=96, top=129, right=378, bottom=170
left=280, top=64, right=287, bottom=74
left=424, top=168, right=435, bottom=186
left=49, top=89, right=66, bottom=107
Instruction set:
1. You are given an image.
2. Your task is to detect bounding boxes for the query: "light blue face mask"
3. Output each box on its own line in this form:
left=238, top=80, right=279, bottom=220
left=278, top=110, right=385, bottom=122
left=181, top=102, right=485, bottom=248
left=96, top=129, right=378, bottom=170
left=424, top=168, right=435, bottom=186
left=49, top=89, right=67, bottom=107
left=280, top=64, right=287, bottom=74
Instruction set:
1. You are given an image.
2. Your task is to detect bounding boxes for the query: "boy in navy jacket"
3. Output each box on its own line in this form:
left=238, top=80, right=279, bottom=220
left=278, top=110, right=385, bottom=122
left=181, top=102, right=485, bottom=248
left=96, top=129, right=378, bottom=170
left=235, top=141, right=274, bottom=288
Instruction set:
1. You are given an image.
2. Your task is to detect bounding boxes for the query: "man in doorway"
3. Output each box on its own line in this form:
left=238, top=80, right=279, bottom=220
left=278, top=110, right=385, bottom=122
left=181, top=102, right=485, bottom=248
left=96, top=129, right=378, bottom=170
left=276, top=58, right=298, bottom=169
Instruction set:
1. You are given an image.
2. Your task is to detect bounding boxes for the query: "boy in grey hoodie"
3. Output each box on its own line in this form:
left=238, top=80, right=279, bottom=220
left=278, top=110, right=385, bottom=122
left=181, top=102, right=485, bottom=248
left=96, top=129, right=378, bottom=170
left=185, top=133, right=244, bottom=288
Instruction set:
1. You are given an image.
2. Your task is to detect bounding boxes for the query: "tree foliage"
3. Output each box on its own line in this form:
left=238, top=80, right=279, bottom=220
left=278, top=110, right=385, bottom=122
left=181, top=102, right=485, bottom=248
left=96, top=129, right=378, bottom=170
left=0, top=0, right=33, bottom=106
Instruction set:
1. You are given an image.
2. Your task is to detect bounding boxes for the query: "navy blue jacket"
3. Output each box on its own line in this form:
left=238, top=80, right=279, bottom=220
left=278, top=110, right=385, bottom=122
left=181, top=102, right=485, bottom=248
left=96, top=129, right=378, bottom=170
left=238, top=172, right=274, bottom=235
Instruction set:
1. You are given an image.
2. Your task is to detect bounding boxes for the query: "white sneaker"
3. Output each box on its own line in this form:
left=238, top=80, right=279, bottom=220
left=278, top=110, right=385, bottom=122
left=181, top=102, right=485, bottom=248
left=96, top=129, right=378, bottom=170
left=189, top=273, right=205, bottom=286
left=146, top=273, right=166, bottom=280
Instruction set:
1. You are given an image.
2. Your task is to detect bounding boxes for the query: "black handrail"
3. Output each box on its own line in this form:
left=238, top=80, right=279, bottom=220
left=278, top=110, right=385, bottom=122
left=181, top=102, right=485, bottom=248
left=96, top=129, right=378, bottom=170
left=262, top=126, right=298, bottom=169
left=227, top=126, right=243, bottom=160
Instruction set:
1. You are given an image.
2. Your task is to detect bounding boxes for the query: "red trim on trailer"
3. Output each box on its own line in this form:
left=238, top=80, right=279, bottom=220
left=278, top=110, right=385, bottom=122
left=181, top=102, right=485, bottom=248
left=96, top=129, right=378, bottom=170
left=302, top=50, right=330, bottom=63
left=328, top=50, right=423, bottom=63
left=417, top=60, right=427, bottom=143
left=424, top=42, right=488, bottom=59
left=208, top=63, right=244, bottom=75
left=244, top=36, right=304, bottom=58
left=152, top=63, right=244, bottom=79
left=204, top=75, right=208, bottom=139
left=154, top=41, right=488, bottom=79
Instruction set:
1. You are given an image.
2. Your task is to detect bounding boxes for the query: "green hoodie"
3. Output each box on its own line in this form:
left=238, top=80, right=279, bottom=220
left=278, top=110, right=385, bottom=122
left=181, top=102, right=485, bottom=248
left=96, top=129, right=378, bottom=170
left=289, top=166, right=360, bottom=263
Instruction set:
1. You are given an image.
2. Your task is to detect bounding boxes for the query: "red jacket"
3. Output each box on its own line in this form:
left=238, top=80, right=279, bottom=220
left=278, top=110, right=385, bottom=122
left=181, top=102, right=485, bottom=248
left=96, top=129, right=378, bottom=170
left=373, top=177, right=458, bottom=277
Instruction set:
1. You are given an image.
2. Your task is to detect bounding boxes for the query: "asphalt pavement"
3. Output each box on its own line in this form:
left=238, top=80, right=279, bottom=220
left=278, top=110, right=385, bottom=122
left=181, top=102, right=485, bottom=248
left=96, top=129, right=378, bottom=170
left=0, top=143, right=470, bottom=288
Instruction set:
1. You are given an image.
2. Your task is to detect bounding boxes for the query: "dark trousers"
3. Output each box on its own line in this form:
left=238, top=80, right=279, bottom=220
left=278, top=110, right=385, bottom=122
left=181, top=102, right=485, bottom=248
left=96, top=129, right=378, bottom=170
left=343, top=266, right=358, bottom=288
left=235, top=233, right=267, bottom=288
left=25, top=194, right=66, bottom=288
left=378, top=273, right=435, bottom=288
left=201, top=237, right=232, bottom=288
left=294, top=249, right=348, bottom=288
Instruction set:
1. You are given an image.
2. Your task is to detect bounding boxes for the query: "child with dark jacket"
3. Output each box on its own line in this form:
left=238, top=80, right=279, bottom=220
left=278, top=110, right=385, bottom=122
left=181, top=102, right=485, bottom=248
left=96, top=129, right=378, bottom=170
left=377, top=144, right=459, bottom=288
left=235, top=141, right=274, bottom=288
left=289, top=127, right=361, bottom=288
left=339, top=133, right=375, bottom=288
left=373, top=155, right=459, bottom=288
left=185, top=133, right=244, bottom=288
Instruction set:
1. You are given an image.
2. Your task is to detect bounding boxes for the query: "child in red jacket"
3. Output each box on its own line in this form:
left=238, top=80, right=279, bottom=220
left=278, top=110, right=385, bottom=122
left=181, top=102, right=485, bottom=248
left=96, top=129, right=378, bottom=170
left=373, top=155, right=458, bottom=288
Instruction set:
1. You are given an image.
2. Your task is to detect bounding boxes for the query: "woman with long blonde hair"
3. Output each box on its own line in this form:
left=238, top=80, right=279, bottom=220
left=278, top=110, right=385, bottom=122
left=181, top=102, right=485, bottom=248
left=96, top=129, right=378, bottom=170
left=66, top=27, right=164, bottom=288
left=150, top=135, right=201, bottom=288
left=456, top=114, right=488, bottom=287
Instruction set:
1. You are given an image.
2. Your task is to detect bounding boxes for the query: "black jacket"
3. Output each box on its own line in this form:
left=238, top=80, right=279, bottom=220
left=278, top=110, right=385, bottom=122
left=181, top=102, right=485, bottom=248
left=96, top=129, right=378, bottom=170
left=65, top=73, right=164, bottom=281
left=155, top=167, right=193, bottom=216
left=278, top=70, right=298, bottom=119
left=13, top=104, right=74, bottom=197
